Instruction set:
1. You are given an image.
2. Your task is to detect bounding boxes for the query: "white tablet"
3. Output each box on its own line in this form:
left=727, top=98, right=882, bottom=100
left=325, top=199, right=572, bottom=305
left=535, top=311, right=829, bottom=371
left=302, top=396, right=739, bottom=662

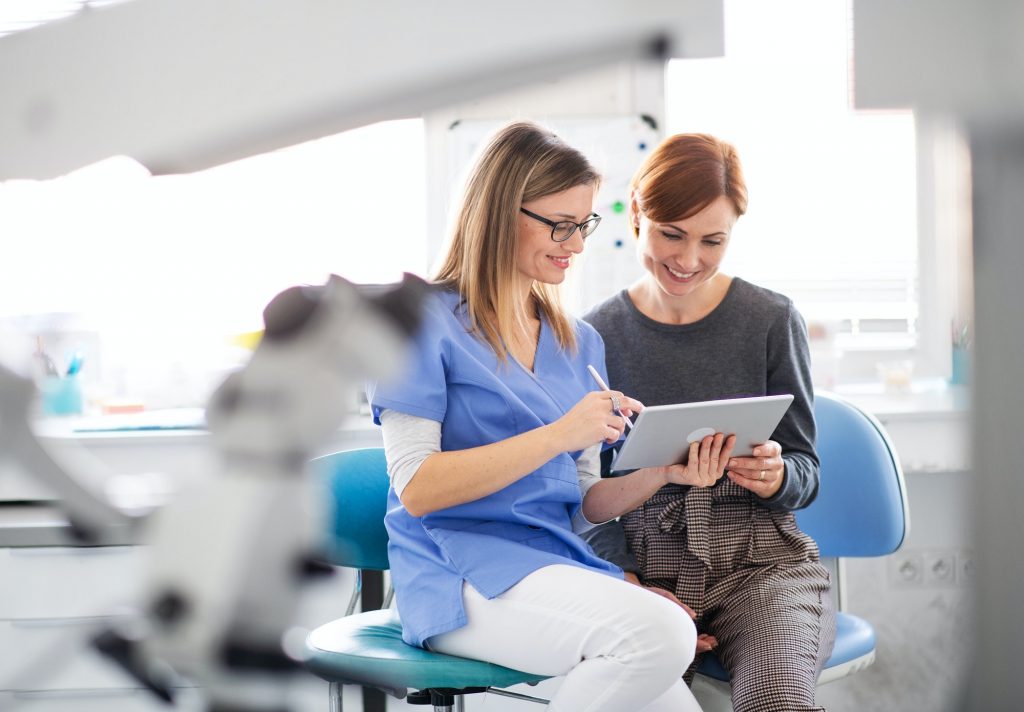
left=609, top=394, right=795, bottom=472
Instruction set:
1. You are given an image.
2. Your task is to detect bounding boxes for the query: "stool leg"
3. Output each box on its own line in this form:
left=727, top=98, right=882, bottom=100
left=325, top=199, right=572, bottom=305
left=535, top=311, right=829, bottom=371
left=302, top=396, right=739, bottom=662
left=455, top=695, right=466, bottom=712
left=428, top=696, right=452, bottom=712
left=329, top=681, right=344, bottom=712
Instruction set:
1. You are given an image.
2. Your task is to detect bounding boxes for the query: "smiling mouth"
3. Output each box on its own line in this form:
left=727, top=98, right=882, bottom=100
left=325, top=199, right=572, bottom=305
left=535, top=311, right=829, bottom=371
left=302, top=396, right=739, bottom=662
left=665, top=265, right=697, bottom=281
left=549, top=256, right=571, bottom=268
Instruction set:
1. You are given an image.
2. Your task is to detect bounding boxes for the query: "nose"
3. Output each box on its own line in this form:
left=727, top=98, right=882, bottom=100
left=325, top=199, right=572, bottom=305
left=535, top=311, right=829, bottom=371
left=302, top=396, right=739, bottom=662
left=670, top=240, right=700, bottom=269
left=563, top=228, right=586, bottom=254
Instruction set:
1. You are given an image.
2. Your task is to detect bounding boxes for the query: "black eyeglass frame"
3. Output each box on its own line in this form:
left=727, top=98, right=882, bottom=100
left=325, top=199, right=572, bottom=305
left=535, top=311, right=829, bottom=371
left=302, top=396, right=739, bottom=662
left=519, top=207, right=602, bottom=243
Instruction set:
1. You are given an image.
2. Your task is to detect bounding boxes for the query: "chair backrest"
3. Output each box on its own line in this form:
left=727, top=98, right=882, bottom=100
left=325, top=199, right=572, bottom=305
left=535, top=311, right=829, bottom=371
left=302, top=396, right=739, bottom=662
left=312, top=447, right=391, bottom=571
left=795, top=391, right=910, bottom=557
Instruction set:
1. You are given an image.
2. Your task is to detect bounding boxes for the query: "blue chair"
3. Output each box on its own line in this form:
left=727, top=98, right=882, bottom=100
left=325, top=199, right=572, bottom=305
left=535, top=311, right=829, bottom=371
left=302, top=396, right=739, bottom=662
left=693, top=391, right=910, bottom=706
left=302, top=448, right=550, bottom=711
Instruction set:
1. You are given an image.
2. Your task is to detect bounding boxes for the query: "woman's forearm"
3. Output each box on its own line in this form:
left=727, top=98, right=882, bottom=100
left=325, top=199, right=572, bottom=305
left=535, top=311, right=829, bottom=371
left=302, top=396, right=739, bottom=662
left=400, top=424, right=565, bottom=517
left=581, top=467, right=668, bottom=523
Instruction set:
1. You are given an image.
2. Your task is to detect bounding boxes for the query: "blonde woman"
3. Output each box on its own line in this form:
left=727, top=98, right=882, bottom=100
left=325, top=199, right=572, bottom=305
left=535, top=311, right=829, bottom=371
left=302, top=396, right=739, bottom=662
left=368, top=122, right=709, bottom=712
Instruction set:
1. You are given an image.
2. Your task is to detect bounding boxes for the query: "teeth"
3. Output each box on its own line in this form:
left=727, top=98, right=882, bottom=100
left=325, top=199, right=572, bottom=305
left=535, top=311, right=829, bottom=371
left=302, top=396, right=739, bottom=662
left=667, top=266, right=695, bottom=279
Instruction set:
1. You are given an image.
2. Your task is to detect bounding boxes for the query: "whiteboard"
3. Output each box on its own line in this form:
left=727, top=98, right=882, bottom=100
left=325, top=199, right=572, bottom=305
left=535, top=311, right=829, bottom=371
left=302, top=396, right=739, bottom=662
left=446, top=116, right=660, bottom=315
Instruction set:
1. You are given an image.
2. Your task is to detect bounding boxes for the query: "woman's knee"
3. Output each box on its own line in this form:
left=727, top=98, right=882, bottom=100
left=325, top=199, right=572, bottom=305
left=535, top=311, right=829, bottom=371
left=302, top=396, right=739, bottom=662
left=626, top=596, right=697, bottom=670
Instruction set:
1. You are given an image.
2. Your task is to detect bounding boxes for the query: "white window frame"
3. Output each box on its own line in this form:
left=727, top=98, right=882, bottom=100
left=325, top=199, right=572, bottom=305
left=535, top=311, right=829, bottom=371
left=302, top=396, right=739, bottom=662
left=911, top=116, right=972, bottom=382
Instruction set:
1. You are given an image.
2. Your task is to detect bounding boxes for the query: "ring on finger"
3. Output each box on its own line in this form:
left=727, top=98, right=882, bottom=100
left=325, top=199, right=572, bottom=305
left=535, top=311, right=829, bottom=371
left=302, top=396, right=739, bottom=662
left=758, top=469, right=766, bottom=481
left=610, top=395, right=622, bottom=413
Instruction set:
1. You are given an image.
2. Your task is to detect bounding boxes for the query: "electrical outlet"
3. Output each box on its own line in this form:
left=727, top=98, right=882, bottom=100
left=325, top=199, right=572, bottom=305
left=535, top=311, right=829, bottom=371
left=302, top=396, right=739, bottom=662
left=923, top=550, right=957, bottom=586
left=889, top=552, right=924, bottom=587
left=957, top=550, right=975, bottom=585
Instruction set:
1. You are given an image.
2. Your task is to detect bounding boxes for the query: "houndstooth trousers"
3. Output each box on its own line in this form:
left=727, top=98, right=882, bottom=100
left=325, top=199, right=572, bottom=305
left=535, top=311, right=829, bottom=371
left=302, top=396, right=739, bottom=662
left=622, top=479, right=837, bottom=712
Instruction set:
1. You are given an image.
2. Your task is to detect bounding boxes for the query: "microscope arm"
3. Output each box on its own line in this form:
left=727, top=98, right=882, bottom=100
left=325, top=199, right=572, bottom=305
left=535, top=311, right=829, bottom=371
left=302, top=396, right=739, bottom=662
left=98, top=273, right=427, bottom=710
left=0, top=361, right=135, bottom=542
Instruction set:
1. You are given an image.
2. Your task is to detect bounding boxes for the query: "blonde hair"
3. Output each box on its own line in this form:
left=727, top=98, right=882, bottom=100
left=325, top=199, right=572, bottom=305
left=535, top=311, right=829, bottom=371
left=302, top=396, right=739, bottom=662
left=434, top=121, right=600, bottom=359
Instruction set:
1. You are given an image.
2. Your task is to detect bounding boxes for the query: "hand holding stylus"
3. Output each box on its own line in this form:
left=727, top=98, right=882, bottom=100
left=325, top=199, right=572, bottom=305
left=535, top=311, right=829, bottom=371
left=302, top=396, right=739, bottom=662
left=586, top=364, right=636, bottom=431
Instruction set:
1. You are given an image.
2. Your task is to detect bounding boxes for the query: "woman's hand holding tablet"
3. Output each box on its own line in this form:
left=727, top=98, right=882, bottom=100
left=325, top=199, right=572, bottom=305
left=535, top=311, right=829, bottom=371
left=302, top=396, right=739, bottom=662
left=609, top=394, right=794, bottom=473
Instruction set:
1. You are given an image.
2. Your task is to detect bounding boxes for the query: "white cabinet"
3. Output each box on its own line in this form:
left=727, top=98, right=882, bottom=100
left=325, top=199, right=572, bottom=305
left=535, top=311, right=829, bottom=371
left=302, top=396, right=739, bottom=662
left=0, top=544, right=366, bottom=712
left=1, top=416, right=382, bottom=712
left=0, top=546, right=143, bottom=620
left=877, top=413, right=969, bottom=474
left=0, top=688, right=184, bottom=712
left=839, top=385, right=970, bottom=474
left=0, top=546, right=159, bottom=711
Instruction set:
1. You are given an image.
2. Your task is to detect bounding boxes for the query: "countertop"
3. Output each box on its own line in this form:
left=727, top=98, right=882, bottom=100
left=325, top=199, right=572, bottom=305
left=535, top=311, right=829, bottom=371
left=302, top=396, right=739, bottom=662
left=2, top=382, right=971, bottom=548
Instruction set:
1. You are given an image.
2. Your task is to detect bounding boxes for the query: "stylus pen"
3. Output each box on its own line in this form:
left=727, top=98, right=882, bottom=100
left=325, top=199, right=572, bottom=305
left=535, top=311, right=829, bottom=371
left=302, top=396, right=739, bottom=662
left=586, top=364, right=633, bottom=430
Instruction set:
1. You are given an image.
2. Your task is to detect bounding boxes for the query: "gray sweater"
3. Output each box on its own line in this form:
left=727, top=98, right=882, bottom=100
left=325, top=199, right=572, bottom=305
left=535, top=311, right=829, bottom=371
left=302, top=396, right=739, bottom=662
left=581, top=278, right=819, bottom=572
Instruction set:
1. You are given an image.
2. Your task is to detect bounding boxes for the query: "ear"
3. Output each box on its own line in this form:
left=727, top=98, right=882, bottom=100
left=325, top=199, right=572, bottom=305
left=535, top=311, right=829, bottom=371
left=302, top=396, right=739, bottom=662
left=629, top=193, right=641, bottom=234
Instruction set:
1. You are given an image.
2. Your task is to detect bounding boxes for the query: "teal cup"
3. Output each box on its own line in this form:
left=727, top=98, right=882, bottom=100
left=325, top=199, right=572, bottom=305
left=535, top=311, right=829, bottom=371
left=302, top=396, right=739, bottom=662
left=950, top=346, right=970, bottom=386
left=41, top=375, right=84, bottom=416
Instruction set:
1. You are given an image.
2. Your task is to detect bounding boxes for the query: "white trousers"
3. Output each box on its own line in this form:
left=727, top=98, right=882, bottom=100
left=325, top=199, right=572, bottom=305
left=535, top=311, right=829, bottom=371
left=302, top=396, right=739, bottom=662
left=428, top=564, right=703, bottom=712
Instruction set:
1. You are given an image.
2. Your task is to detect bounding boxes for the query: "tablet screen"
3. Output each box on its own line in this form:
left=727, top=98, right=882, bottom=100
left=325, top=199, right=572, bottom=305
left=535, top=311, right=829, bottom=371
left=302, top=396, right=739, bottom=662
left=609, top=394, right=794, bottom=472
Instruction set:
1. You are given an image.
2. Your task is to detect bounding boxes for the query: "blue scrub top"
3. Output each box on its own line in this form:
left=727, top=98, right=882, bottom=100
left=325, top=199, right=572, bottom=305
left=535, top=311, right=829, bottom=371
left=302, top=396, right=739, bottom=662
left=368, top=287, right=623, bottom=647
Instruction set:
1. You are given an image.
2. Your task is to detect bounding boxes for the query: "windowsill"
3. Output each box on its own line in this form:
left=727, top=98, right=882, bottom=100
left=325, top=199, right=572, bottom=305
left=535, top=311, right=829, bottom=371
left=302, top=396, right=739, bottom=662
left=31, top=380, right=970, bottom=442
left=832, top=378, right=970, bottom=422
left=10, top=382, right=970, bottom=534
left=31, top=408, right=211, bottom=445
left=8, top=409, right=384, bottom=508
left=32, top=408, right=380, bottom=442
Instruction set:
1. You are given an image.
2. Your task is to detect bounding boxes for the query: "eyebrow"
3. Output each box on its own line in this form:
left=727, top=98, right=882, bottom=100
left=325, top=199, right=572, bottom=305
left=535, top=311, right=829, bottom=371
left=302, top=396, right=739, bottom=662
left=661, top=226, right=729, bottom=238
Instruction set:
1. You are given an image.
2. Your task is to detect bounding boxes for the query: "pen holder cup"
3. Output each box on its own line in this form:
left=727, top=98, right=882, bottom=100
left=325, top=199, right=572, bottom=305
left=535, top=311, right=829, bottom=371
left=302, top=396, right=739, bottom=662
left=41, top=375, right=84, bottom=416
left=950, top=346, right=970, bottom=386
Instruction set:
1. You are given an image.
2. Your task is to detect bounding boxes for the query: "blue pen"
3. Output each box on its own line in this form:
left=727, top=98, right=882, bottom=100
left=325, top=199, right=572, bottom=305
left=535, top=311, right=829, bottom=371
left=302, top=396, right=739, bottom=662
left=66, top=351, right=83, bottom=376
left=586, top=364, right=633, bottom=430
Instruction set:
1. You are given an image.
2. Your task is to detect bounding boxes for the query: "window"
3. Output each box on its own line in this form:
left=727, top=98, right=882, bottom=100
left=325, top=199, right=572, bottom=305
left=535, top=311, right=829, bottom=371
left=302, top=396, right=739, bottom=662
left=0, top=120, right=428, bottom=409
left=665, top=0, right=931, bottom=385
left=0, top=0, right=131, bottom=39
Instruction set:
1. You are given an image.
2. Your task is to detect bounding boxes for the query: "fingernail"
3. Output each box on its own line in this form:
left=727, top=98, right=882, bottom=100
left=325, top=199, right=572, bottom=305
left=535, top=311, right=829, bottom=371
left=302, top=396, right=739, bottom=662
left=728, top=459, right=737, bottom=467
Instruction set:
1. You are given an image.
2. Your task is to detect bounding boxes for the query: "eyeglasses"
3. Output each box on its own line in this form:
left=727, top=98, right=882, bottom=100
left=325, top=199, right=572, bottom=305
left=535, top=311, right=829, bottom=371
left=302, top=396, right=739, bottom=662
left=520, top=207, right=602, bottom=242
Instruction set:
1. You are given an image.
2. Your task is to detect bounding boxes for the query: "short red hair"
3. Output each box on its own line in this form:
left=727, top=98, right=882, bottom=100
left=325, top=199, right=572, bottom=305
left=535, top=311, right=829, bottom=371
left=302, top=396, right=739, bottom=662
left=629, top=133, right=748, bottom=236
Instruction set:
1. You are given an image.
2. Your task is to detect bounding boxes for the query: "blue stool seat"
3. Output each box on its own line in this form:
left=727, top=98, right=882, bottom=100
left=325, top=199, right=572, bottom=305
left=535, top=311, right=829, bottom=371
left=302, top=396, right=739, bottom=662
left=304, top=449, right=551, bottom=709
left=696, top=611, right=877, bottom=683
left=304, top=608, right=549, bottom=695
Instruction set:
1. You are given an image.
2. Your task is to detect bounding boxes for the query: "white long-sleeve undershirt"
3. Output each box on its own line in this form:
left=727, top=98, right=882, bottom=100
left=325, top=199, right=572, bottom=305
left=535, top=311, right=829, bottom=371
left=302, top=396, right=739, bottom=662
left=378, top=408, right=607, bottom=532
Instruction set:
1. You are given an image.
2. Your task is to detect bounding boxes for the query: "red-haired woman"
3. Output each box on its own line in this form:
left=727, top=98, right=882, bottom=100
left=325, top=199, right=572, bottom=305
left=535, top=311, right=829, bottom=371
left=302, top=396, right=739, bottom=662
left=582, top=133, right=836, bottom=712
